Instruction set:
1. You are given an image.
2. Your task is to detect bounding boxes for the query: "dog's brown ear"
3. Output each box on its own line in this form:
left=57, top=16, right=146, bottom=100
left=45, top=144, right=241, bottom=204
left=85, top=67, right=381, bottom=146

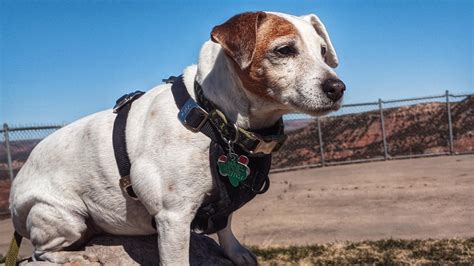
left=211, top=12, right=266, bottom=70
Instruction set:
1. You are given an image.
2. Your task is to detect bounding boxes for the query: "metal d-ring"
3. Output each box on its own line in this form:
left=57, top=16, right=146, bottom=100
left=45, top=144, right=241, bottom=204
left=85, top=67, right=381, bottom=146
left=221, top=123, right=239, bottom=145
left=221, top=123, right=240, bottom=155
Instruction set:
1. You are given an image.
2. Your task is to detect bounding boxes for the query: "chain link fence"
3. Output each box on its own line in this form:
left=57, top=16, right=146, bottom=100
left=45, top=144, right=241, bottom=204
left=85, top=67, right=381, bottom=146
left=271, top=91, right=473, bottom=171
left=0, top=91, right=473, bottom=214
left=382, top=95, right=448, bottom=158
left=0, top=124, right=63, bottom=216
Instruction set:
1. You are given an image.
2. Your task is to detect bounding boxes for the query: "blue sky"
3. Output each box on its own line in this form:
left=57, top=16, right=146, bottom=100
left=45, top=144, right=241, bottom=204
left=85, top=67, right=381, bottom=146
left=1, top=0, right=472, bottom=125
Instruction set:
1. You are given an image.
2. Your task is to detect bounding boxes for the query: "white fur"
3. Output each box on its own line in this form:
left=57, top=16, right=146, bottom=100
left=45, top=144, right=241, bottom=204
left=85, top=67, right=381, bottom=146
left=9, top=12, right=341, bottom=265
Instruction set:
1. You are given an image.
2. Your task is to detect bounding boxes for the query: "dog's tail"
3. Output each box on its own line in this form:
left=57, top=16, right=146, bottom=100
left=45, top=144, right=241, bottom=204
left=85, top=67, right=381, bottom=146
left=3, top=231, right=22, bottom=266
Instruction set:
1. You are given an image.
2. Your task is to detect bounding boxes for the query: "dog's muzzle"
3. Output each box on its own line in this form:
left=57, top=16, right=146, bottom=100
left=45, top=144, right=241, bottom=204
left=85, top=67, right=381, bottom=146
left=323, top=78, right=345, bottom=102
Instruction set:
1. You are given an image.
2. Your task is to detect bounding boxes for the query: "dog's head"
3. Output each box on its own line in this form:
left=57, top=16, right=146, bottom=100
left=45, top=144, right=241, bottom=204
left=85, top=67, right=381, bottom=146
left=211, top=11, right=345, bottom=115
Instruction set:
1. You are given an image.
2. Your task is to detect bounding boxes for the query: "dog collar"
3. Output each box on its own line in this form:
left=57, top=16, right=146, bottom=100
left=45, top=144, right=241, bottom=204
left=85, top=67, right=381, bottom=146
left=168, top=75, right=287, bottom=155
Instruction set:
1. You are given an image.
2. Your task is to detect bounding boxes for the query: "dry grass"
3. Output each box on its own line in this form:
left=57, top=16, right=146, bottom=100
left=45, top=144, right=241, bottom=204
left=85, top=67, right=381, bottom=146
left=1, top=238, right=472, bottom=265
left=249, top=238, right=474, bottom=265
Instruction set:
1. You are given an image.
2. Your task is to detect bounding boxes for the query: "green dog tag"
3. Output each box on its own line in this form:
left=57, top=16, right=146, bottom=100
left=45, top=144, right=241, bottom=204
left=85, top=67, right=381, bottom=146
left=217, top=153, right=250, bottom=187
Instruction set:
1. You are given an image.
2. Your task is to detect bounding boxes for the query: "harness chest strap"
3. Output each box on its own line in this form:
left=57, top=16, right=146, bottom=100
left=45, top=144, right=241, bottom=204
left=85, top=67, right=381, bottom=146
left=169, top=75, right=283, bottom=233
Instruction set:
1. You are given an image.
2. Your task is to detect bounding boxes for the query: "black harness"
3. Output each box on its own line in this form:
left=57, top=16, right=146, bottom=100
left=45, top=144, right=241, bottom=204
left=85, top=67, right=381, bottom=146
left=112, top=75, right=286, bottom=234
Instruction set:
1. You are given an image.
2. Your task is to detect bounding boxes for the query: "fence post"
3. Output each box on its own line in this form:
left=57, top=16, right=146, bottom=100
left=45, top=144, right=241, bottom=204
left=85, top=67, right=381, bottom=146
left=445, top=90, right=454, bottom=154
left=317, top=117, right=325, bottom=167
left=3, top=123, right=15, bottom=180
left=378, top=99, right=389, bottom=160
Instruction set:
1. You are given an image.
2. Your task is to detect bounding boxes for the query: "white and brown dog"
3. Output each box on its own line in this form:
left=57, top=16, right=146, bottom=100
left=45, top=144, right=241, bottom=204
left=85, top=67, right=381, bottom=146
left=10, top=11, right=344, bottom=265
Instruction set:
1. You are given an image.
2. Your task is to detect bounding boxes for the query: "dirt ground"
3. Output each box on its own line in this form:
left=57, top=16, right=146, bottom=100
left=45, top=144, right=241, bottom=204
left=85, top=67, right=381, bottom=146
left=1, top=154, right=473, bottom=257
left=233, top=154, right=474, bottom=246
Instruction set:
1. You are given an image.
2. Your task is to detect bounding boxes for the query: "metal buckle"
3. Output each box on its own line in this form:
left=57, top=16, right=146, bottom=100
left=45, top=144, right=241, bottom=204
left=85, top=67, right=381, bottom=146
left=113, top=96, right=130, bottom=113
left=119, top=176, right=139, bottom=200
left=178, top=99, right=209, bottom=133
left=113, top=91, right=144, bottom=113
left=250, top=139, right=279, bottom=155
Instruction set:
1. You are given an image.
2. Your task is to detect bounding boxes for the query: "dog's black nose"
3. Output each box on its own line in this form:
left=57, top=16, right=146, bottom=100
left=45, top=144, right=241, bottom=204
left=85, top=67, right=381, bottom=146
left=322, top=79, right=345, bottom=101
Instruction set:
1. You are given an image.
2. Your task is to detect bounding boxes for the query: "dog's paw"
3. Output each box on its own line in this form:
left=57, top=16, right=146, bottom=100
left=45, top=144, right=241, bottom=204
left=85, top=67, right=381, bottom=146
left=224, top=244, right=258, bottom=266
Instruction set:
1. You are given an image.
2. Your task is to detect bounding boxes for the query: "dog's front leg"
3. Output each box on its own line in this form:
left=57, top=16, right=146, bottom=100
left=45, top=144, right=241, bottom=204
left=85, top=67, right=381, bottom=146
left=154, top=210, right=192, bottom=265
left=131, top=160, right=197, bottom=265
left=217, top=214, right=257, bottom=265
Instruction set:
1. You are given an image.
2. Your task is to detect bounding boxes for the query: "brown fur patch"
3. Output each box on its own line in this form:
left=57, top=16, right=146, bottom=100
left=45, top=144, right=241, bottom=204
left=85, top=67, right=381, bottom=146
left=211, top=12, right=265, bottom=69
left=235, top=14, right=300, bottom=99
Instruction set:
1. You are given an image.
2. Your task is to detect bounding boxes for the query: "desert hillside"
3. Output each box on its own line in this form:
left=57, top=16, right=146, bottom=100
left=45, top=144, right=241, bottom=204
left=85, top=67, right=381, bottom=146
left=272, top=96, right=473, bottom=168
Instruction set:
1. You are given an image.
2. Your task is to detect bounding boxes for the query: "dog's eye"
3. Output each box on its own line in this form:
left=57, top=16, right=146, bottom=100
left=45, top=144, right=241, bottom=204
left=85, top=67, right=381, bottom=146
left=275, top=45, right=296, bottom=56
left=321, top=46, right=327, bottom=57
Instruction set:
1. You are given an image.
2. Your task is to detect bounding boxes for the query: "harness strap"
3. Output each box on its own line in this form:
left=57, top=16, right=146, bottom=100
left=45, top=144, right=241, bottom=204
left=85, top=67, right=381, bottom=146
left=113, top=103, right=132, bottom=177
left=112, top=91, right=145, bottom=199
left=168, top=76, right=276, bottom=234
left=169, top=76, right=225, bottom=146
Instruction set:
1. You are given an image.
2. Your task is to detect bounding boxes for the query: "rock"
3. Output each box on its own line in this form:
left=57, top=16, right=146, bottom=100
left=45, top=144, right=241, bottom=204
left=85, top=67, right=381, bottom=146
left=20, top=233, right=233, bottom=266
